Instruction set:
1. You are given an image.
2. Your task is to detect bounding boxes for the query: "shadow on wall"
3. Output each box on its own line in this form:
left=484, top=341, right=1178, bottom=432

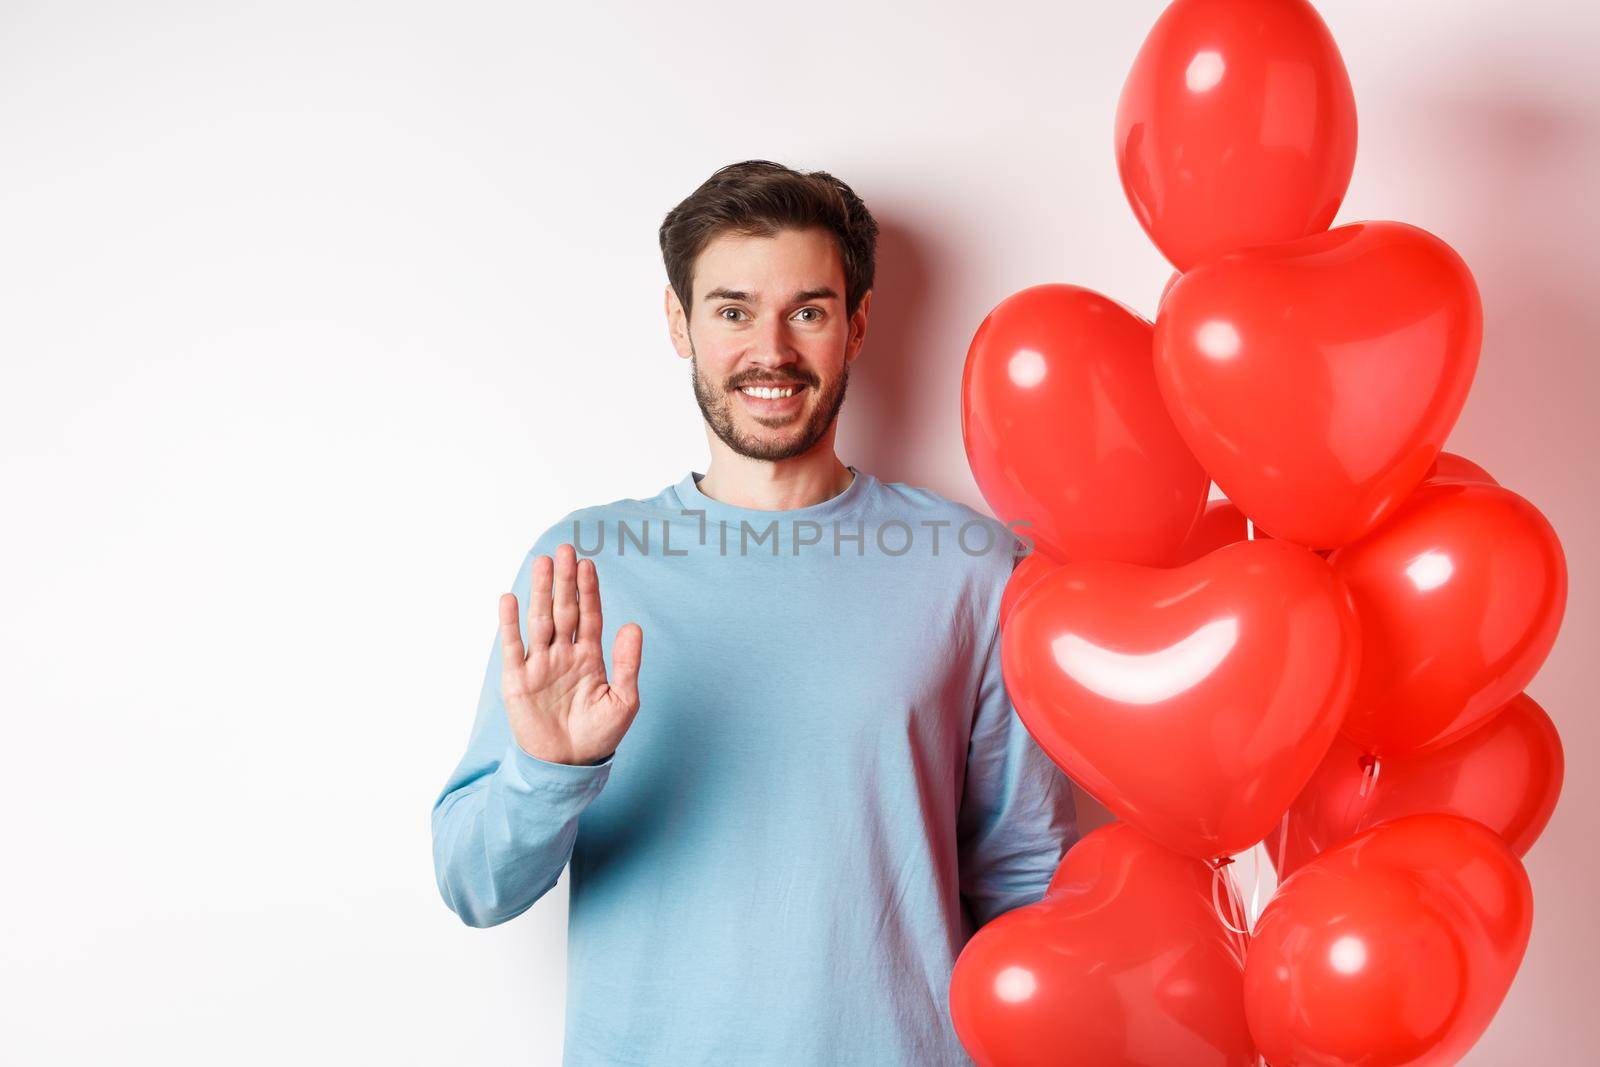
left=1401, top=86, right=1600, bottom=494
left=836, top=208, right=1023, bottom=505
left=1396, top=80, right=1598, bottom=805
left=845, top=212, right=1123, bottom=836
left=836, top=214, right=933, bottom=488
left=1401, top=77, right=1600, bottom=1061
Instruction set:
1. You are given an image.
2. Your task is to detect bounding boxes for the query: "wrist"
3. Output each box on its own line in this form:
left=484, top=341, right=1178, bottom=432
left=513, top=733, right=578, bottom=767
left=514, top=735, right=612, bottom=768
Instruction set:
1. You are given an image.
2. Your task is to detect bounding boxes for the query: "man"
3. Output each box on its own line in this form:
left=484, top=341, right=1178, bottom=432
left=431, top=159, right=1078, bottom=1066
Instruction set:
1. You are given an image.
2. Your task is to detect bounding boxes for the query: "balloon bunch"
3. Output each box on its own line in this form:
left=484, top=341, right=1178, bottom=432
left=950, top=1, right=1568, bottom=1064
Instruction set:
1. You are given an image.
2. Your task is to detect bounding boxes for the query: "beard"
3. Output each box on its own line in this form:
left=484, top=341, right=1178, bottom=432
left=689, top=347, right=850, bottom=463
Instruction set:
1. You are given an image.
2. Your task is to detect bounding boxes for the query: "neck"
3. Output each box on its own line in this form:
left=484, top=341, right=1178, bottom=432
left=696, top=446, right=854, bottom=512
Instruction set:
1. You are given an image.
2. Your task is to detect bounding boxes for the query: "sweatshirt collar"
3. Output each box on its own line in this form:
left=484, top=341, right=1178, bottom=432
left=672, top=464, right=874, bottom=525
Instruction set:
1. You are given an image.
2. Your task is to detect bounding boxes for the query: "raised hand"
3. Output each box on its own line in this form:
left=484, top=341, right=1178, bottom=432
left=498, top=543, right=644, bottom=766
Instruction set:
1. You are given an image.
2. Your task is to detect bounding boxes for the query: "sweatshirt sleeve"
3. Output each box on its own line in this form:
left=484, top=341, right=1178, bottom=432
left=955, top=559, right=1080, bottom=930
left=430, top=538, right=614, bottom=928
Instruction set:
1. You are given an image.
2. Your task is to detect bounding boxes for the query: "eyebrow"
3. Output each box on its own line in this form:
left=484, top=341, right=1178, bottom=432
left=702, top=286, right=840, bottom=304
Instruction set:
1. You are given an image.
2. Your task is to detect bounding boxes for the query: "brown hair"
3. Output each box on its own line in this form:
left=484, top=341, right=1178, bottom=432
left=659, top=159, right=879, bottom=319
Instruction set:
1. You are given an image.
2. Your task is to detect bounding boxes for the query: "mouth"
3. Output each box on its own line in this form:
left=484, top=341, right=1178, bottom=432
left=734, top=382, right=808, bottom=416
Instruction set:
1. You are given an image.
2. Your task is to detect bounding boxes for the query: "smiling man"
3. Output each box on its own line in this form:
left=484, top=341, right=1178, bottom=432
left=431, top=159, right=1078, bottom=1066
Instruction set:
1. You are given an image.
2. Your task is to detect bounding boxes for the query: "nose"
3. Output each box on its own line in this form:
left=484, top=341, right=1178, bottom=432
left=743, top=315, right=803, bottom=377
left=754, top=313, right=796, bottom=359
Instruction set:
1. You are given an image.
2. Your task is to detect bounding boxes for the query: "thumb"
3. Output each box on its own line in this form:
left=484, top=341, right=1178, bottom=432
left=609, top=622, right=643, bottom=710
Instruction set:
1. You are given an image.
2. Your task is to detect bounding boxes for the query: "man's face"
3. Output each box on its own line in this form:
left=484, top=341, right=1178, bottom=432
left=666, top=227, right=870, bottom=462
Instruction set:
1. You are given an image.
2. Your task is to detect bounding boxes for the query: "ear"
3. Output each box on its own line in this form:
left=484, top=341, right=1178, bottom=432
left=665, top=284, right=694, bottom=360
left=845, top=289, right=872, bottom=364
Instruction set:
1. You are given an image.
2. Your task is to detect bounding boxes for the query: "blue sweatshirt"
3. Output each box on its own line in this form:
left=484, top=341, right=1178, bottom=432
left=431, top=465, right=1079, bottom=1065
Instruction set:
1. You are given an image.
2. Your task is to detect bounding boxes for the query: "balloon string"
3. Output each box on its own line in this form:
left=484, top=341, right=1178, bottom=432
left=1348, top=754, right=1382, bottom=834
left=1274, top=809, right=1290, bottom=881
left=1210, top=860, right=1245, bottom=931
left=1247, top=849, right=1273, bottom=1067
left=1358, top=753, right=1382, bottom=797
left=1209, top=856, right=1250, bottom=964
left=1247, top=842, right=1264, bottom=932
left=1225, top=861, right=1252, bottom=961
left=1225, top=861, right=1251, bottom=945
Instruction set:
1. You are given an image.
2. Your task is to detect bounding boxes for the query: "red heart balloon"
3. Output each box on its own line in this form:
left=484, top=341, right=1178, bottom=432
left=1001, top=538, right=1360, bottom=859
left=1154, top=221, right=1482, bottom=550
left=949, top=822, right=1256, bottom=1067
left=1116, top=0, right=1357, bottom=271
left=1001, top=551, right=1060, bottom=629
left=1275, top=693, right=1564, bottom=879
left=1245, top=814, right=1533, bottom=1067
left=962, top=284, right=1209, bottom=567
left=1330, top=481, right=1567, bottom=756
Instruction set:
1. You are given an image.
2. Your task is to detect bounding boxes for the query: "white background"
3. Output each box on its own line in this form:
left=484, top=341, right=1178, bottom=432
left=2, top=1, right=1595, bottom=1062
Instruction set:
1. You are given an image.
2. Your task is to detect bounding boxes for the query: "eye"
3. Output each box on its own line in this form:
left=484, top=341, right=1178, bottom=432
left=793, top=307, right=824, bottom=323
left=719, top=307, right=747, bottom=322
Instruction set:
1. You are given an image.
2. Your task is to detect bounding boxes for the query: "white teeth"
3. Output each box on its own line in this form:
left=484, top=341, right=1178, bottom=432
left=741, top=386, right=797, bottom=399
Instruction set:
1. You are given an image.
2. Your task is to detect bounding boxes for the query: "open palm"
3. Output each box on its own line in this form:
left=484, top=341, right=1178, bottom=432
left=499, top=542, right=643, bottom=766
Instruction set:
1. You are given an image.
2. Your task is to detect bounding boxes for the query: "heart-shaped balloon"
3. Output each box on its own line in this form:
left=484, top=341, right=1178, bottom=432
left=1001, top=551, right=1060, bottom=629
left=1274, top=693, right=1564, bottom=879
left=1154, top=221, right=1481, bottom=550
left=1330, top=480, right=1567, bottom=756
left=949, top=822, right=1256, bottom=1067
left=962, top=284, right=1209, bottom=567
left=1245, top=814, right=1533, bottom=1067
left=1001, top=538, right=1360, bottom=859
left=1116, top=0, right=1357, bottom=271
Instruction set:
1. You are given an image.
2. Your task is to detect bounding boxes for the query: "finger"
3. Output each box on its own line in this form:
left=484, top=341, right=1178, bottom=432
left=608, top=622, right=643, bottom=710
left=552, top=543, right=579, bottom=644
left=575, top=557, right=603, bottom=648
left=528, top=554, right=555, bottom=649
left=498, top=592, right=526, bottom=668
